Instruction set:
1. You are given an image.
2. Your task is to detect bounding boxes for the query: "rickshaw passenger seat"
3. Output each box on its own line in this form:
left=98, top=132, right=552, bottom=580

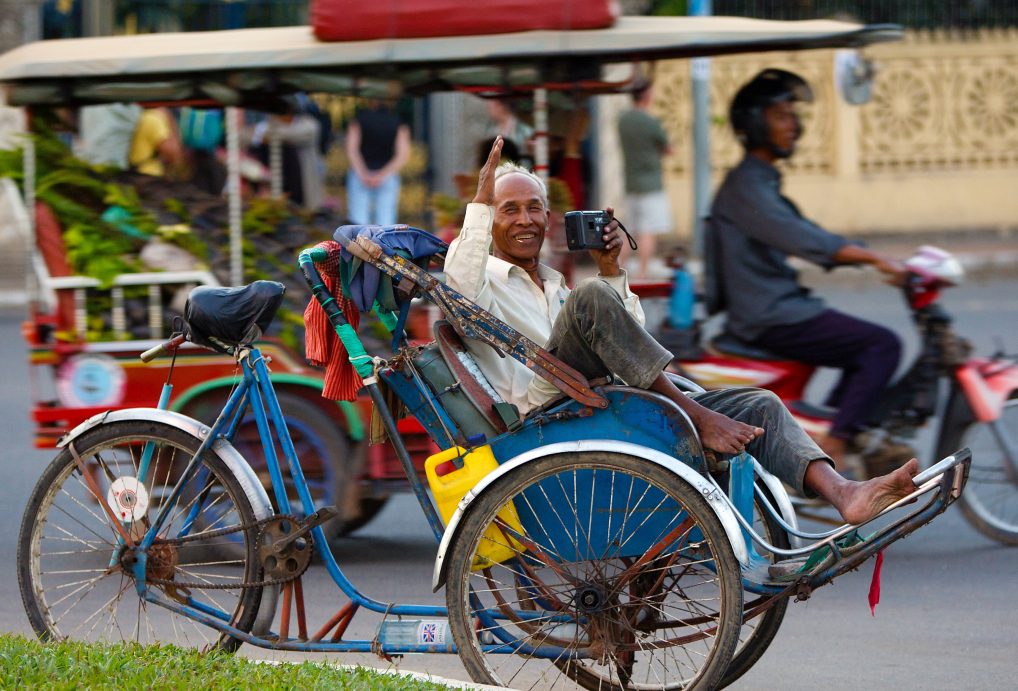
left=434, top=321, right=521, bottom=432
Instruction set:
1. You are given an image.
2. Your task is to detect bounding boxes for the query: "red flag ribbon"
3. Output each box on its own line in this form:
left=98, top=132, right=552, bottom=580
left=868, top=549, right=885, bottom=616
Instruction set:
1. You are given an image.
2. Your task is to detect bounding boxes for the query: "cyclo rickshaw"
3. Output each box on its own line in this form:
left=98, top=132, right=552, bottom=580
left=6, top=14, right=971, bottom=690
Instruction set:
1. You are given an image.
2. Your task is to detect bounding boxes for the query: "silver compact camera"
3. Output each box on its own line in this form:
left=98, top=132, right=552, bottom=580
left=563, top=210, right=611, bottom=251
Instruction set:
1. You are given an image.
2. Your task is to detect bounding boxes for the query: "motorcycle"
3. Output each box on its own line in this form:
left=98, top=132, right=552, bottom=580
left=664, top=246, right=1018, bottom=544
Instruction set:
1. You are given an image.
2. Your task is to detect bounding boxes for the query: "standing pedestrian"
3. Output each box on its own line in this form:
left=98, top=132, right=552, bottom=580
left=344, top=100, right=411, bottom=226
left=484, top=99, right=534, bottom=167
left=617, top=80, right=673, bottom=279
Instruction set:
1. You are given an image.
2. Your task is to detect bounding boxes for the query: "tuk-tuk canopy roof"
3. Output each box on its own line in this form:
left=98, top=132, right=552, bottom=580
left=0, top=16, right=901, bottom=107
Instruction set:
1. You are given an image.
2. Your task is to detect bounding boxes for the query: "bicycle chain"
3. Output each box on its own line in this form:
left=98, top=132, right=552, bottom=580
left=144, top=514, right=306, bottom=591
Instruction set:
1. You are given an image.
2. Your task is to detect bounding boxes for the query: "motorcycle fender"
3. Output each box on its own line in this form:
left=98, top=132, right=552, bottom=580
left=432, top=440, right=749, bottom=592
left=57, top=408, right=278, bottom=633
left=956, top=360, right=1018, bottom=422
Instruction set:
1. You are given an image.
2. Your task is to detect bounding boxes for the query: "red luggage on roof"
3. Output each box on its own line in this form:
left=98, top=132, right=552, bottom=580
left=310, top=0, right=618, bottom=42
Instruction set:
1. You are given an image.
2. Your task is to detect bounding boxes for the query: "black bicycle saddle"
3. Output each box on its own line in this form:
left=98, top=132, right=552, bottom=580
left=185, top=280, right=285, bottom=353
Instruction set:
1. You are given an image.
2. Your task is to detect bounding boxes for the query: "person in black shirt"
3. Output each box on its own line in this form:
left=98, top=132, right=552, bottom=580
left=708, top=69, right=907, bottom=473
left=345, top=100, right=411, bottom=226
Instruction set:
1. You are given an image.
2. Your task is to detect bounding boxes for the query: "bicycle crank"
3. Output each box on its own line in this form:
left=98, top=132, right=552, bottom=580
left=256, top=508, right=338, bottom=582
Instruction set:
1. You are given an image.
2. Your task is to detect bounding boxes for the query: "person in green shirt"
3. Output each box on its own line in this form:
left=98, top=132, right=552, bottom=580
left=617, top=80, right=673, bottom=279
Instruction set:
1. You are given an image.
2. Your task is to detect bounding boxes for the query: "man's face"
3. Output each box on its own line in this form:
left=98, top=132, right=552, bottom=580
left=762, top=100, right=802, bottom=158
left=492, top=173, right=549, bottom=266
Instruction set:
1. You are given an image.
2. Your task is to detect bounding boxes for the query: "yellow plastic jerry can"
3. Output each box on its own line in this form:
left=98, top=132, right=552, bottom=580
left=424, top=445, right=525, bottom=569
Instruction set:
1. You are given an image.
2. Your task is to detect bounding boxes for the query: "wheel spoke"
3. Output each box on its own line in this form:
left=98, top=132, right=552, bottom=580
left=19, top=422, right=262, bottom=653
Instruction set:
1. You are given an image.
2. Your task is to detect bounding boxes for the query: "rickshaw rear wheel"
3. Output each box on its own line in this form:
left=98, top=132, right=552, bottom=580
left=446, top=451, right=742, bottom=691
left=717, top=484, right=791, bottom=689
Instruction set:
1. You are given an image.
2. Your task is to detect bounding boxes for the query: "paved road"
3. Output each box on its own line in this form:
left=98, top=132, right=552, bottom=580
left=2, top=275, right=1017, bottom=689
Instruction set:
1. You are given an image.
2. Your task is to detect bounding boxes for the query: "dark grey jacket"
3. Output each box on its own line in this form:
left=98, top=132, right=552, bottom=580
left=706, top=155, right=850, bottom=341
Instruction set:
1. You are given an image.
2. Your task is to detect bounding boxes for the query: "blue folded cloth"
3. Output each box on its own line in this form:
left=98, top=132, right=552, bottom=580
left=332, top=224, right=448, bottom=312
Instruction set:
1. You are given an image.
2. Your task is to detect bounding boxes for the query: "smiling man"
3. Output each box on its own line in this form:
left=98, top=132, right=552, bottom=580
left=444, top=136, right=919, bottom=525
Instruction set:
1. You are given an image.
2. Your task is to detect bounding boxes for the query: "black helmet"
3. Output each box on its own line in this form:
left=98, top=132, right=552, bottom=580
left=729, top=69, right=814, bottom=153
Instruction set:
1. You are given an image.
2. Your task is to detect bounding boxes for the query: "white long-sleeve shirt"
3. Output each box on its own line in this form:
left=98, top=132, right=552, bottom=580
left=444, top=203, right=645, bottom=415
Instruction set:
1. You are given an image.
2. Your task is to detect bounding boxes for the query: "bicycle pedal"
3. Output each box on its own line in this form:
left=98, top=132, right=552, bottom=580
left=272, top=507, right=340, bottom=551
left=301, top=505, right=340, bottom=529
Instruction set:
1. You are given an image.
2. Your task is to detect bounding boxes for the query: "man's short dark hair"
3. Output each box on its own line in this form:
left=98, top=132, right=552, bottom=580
left=631, top=78, right=652, bottom=103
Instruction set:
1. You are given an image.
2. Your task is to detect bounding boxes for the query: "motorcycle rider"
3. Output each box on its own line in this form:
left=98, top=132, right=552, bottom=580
left=707, top=68, right=907, bottom=475
left=444, top=135, right=919, bottom=526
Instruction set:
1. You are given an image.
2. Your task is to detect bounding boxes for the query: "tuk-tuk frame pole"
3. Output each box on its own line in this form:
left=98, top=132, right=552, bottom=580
left=690, top=0, right=712, bottom=262
left=533, top=87, right=549, bottom=182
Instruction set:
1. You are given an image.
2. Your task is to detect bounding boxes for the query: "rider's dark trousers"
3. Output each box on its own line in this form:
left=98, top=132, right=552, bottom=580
left=754, top=308, right=902, bottom=442
left=546, top=278, right=830, bottom=495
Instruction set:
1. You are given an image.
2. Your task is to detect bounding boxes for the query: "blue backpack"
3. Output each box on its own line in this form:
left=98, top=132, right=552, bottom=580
left=179, top=107, right=224, bottom=151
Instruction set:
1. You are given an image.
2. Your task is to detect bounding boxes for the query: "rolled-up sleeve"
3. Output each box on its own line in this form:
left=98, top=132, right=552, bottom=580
left=444, top=203, right=495, bottom=308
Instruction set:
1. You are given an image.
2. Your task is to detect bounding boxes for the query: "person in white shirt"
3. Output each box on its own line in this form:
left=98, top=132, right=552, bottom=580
left=443, top=137, right=920, bottom=525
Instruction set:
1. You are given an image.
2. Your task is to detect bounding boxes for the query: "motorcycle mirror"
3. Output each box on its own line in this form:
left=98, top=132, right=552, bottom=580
left=835, top=50, right=875, bottom=105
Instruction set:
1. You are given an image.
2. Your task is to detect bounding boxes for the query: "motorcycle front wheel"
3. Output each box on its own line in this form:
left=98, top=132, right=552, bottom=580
left=936, top=389, right=1018, bottom=545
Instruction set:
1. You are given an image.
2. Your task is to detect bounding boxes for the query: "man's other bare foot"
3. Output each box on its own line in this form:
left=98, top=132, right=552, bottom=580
left=836, top=458, right=920, bottom=524
left=804, top=458, right=920, bottom=525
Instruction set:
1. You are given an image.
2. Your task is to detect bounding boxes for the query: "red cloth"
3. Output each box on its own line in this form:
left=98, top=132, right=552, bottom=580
left=303, top=240, right=364, bottom=401
left=34, top=201, right=77, bottom=331
left=311, top=0, right=617, bottom=42
left=868, top=549, right=884, bottom=616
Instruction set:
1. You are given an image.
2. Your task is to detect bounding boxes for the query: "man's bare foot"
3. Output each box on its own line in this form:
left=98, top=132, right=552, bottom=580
left=690, top=409, right=764, bottom=455
left=648, top=373, right=764, bottom=455
left=835, top=458, right=920, bottom=524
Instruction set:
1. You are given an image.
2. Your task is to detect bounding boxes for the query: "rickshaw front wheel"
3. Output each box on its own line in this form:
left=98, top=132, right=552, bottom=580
left=446, top=451, right=742, bottom=691
left=17, top=421, right=264, bottom=652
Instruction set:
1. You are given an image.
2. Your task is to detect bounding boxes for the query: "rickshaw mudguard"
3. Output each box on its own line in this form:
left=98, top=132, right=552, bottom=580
left=57, top=408, right=279, bottom=634
left=432, top=439, right=749, bottom=592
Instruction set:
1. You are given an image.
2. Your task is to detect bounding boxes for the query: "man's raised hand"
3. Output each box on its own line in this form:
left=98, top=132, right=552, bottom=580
left=472, top=136, right=504, bottom=207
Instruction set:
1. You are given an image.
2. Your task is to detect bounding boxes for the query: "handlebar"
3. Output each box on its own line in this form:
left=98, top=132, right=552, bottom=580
left=140, top=333, right=187, bottom=363
left=912, top=447, right=971, bottom=487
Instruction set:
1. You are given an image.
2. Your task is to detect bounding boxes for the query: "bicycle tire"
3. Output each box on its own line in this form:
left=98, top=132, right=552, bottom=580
left=445, top=451, right=742, bottom=691
left=936, top=389, right=1018, bottom=545
left=717, top=484, right=791, bottom=689
left=18, top=420, right=264, bottom=651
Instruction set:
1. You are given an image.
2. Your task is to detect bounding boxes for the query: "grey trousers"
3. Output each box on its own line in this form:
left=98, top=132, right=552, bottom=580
left=547, top=278, right=830, bottom=495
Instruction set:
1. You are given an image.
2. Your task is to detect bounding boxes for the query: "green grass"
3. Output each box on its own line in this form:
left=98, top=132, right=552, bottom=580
left=0, top=634, right=454, bottom=690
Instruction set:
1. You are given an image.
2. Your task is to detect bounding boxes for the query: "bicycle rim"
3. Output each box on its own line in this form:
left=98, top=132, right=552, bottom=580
left=18, top=421, right=263, bottom=651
